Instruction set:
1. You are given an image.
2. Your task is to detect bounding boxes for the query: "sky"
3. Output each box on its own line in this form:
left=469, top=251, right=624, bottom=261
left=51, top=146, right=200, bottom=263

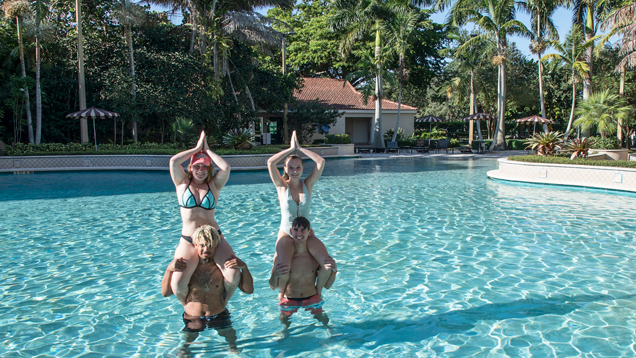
left=149, top=3, right=611, bottom=60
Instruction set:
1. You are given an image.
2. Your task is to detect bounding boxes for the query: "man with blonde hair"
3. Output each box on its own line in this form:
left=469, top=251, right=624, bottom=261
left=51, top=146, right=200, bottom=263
left=162, top=225, right=253, bottom=350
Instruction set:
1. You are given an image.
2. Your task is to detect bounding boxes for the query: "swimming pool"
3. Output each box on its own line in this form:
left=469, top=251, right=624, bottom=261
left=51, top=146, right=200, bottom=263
left=1, top=157, right=635, bottom=357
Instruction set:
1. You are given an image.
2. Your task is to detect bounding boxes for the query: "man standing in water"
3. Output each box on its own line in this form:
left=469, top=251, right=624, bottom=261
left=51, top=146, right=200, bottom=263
left=162, top=225, right=253, bottom=351
left=269, top=217, right=337, bottom=337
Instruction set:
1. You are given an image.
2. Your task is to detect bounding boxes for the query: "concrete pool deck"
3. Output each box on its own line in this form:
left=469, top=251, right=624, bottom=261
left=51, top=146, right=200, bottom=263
left=0, top=150, right=526, bottom=174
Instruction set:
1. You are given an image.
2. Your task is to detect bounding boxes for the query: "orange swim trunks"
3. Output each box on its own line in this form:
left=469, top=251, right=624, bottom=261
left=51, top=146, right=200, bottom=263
left=278, top=294, right=324, bottom=316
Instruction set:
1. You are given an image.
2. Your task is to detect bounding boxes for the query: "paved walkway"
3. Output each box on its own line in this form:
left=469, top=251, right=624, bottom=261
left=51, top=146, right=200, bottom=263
left=356, top=150, right=527, bottom=159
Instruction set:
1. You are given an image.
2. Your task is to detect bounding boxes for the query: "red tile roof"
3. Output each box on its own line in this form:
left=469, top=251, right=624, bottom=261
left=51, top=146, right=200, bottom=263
left=294, top=78, right=417, bottom=111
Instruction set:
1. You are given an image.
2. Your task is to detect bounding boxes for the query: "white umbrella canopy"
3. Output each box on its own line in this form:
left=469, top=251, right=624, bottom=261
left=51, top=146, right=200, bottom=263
left=416, top=115, right=446, bottom=145
left=66, top=107, right=119, bottom=150
left=461, top=112, right=496, bottom=121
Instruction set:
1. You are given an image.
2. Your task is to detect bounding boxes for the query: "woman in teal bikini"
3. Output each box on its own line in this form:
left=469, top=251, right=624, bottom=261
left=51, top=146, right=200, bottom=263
left=169, top=131, right=239, bottom=305
left=267, top=131, right=334, bottom=299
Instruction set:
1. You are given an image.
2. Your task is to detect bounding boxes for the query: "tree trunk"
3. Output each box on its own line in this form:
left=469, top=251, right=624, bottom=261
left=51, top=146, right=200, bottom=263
left=16, top=17, right=34, bottom=144
left=189, top=6, right=196, bottom=54
left=391, top=59, right=404, bottom=143
left=563, top=76, right=577, bottom=141
left=618, top=65, right=625, bottom=144
left=490, top=55, right=507, bottom=151
left=469, top=69, right=475, bottom=145
left=538, top=53, right=548, bottom=133
left=373, top=23, right=383, bottom=148
left=126, top=18, right=138, bottom=142
left=35, top=33, right=42, bottom=144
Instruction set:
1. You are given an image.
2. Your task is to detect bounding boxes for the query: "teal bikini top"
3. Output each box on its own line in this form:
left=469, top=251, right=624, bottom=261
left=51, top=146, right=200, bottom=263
left=179, top=179, right=216, bottom=210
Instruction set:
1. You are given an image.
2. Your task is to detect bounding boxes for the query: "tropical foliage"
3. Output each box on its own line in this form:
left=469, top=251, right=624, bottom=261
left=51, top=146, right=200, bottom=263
left=524, top=131, right=563, bottom=156
left=562, top=138, right=592, bottom=159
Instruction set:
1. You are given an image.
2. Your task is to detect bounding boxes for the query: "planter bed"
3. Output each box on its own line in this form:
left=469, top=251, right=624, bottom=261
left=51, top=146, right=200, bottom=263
left=488, top=158, right=636, bottom=193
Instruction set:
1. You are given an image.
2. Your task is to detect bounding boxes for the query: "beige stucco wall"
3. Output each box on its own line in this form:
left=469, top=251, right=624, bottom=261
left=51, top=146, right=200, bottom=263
left=310, top=110, right=416, bottom=143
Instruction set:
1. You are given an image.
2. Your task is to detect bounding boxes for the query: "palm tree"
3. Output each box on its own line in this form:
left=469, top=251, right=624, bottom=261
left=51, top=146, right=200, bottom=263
left=30, top=0, right=51, bottom=144
left=600, top=0, right=635, bottom=70
left=449, top=0, right=531, bottom=150
left=330, top=0, right=402, bottom=148
left=2, top=0, right=34, bottom=144
left=542, top=24, right=597, bottom=140
left=519, top=0, right=559, bottom=133
left=112, top=0, right=146, bottom=142
left=443, top=29, right=491, bottom=144
left=599, top=0, right=635, bottom=142
left=383, top=5, right=426, bottom=142
left=570, top=0, right=611, bottom=102
left=573, top=89, right=632, bottom=138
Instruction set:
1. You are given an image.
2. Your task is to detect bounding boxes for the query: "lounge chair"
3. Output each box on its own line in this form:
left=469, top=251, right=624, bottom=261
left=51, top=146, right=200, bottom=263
left=386, top=141, right=400, bottom=153
left=355, top=145, right=372, bottom=154
left=436, top=139, right=450, bottom=153
left=413, top=139, right=429, bottom=153
left=458, top=146, right=473, bottom=154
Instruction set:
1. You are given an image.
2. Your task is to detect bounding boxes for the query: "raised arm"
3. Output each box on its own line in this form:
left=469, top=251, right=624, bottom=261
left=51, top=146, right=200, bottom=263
left=204, top=139, right=231, bottom=191
left=161, top=258, right=187, bottom=297
left=296, top=134, right=325, bottom=192
left=224, top=256, right=254, bottom=294
left=266, top=132, right=299, bottom=187
left=169, top=131, right=205, bottom=186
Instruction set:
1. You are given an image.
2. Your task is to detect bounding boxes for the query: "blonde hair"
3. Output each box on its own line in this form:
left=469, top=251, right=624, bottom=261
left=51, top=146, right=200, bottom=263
left=192, top=225, right=220, bottom=248
left=187, top=164, right=215, bottom=183
left=282, top=155, right=303, bottom=181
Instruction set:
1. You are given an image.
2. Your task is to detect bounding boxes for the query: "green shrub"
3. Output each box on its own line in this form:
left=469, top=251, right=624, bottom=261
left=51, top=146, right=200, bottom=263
left=589, top=136, right=621, bottom=149
left=472, top=139, right=493, bottom=150
left=4, top=142, right=288, bottom=156
left=324, top=134, right=351, bottom=144
left=469, top=139, right=526, bottom=150
left=223, top=128, right=254, bottom=150
left=449, top=138, right=459, bottom=148
left=509, top=155, right=636, bottom=168
left=397, top=139, right=415, bottom=147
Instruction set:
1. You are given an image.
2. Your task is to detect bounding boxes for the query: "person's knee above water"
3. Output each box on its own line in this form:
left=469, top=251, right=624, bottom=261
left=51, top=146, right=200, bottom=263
left=266, top=131, right=335, bottom=299
left=168, top=131, right=239, bottom=306
left=161, top=224, right=254, bottom=319
left=269, top=217, right=337, bottom=317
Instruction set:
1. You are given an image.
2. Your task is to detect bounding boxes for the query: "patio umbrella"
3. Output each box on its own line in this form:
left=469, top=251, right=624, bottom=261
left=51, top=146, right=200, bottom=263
left=416, top=115, right=446, bottom=146
left=66, top=107, right=119, bottom=150
left=515, top=115, right=554, bottom=135
left=461, top=112, right=496, bottom=122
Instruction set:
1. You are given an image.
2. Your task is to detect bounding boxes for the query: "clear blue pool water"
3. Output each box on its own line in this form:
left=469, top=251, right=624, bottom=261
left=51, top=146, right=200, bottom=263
left=1, top=157, right=636, bottom=357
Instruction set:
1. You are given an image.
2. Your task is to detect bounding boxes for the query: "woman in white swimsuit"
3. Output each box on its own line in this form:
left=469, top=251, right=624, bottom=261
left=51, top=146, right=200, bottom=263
left=267, top=131, right=334, bottom=299
left=169, top=131, right=239, bottom=305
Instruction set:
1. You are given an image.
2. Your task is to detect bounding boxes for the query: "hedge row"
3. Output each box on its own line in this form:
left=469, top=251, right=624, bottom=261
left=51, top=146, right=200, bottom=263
left=472, top=139, right=526, bottom=150
left=508, top=155, right=636, bottom=168
left=3, top=142, right=293, bottom=156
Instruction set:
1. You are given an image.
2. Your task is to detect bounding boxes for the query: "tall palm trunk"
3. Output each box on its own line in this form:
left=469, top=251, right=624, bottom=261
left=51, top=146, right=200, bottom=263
left=35, top=32, right=42, bottom=144
left=391, top=58, right=404, bottom=142
left=189, top=5, right=196, bottom=53
left=490, top=37, right=507, bottom=151
left=563, top=70, right=577, bottom=141
left=125, top=0, right=138, bottom=142
left=373, top=22, right=383, bottom=148
left=538, top=53, right=548, bottom=133
left=618, top=65, right=625, bottom=143
left=582, top=7, right=594, bottom=102
left=16, top=17, right=34, bottom=144
left=469, top=68, right=475, bottom=145
left=535, top=9, right=548, bottom=133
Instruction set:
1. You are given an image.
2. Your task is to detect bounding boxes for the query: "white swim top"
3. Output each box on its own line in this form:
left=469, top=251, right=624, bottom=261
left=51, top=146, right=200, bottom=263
left=279, top=181, right=311, bottom=233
